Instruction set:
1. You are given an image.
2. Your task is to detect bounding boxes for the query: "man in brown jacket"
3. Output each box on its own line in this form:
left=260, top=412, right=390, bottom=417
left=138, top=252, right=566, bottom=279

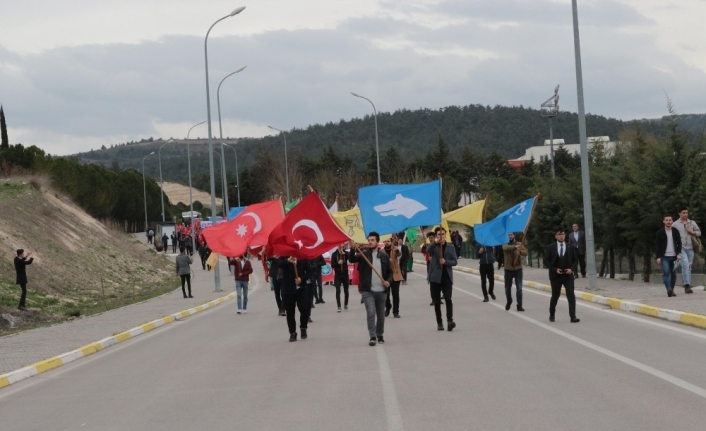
left=502, top=232, right=528, bottom=311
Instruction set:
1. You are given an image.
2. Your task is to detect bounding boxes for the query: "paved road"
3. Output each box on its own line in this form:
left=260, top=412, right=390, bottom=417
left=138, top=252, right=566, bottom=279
left=2, top=264, right=706, bottom=430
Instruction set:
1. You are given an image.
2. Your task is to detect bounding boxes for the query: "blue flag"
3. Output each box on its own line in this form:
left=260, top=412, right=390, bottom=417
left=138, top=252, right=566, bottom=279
left=228, top=206, right=245, bottom=221
left=359, top=180, right=442, bottom=235
left=473, top=197, right=536, bottom=246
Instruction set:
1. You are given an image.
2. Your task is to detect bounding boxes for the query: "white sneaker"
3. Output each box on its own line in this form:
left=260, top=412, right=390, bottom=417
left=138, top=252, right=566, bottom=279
left=337, top=307, right=342, bottom=313
left=237, top=309, right=242, bottom=314
left=243, top=309, right=247, bottom=314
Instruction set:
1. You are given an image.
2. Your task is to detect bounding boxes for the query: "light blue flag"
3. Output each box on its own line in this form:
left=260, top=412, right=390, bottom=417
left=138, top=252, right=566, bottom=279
left=228, top=206, right=245, bottom=221
left=473, top=197, right=537, bottom=246
left=359, top=180, right=442, bottom=235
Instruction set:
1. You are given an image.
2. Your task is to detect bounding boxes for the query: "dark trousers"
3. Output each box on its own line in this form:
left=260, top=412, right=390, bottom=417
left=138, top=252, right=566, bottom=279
left=172, top=242, right=177, bottom=253
left=283, top=289, right=310, bottom=334
left=550, top=276, right=577, bottom=319
left=314, top=273, right=323, bottom=301
left=147, top=236, right=153, bottom=244
left=504, top=269, right=523, bottom=306
left=18, top=283, right=27, bottom=308
left=574, top=253, right=586, bottom=277
left=334, top=272, right=349, bottom=307
left=430, top=280, right=453, bottom=323
left=385, top=280, right=401, bottom=315
left=180, top=274, right=192, bottom=297
left=200, top=254, right=207, bottom=270
left=400, top=262, right=408, bottom=282
left=479, top=263, right=494, bottom=298
left=307, top=282, right=315, bottom=308
left=273, top=279, right=283, bottom=311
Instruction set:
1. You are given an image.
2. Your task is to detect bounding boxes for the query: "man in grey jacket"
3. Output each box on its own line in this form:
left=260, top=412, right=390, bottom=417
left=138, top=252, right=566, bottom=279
left=427, top=227, right=458, bottom=331
left=176, top=246, right=193, bottom=298
left=673, top=207, right=701, bottom=294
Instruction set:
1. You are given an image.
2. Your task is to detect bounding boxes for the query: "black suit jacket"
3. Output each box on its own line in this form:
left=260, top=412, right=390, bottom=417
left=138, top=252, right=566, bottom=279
left=544, top=242, right=577, bottom=280
left=568, top=231, right=586, bottom=255
left=655, top=228, right=682, bottom=259
left=15, top=256, right=34, bottom=285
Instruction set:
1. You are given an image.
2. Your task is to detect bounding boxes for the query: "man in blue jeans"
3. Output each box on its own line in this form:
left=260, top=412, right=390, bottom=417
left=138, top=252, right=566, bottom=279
left=230, top=255, right=253, bottom=313
left=673, top=207, right=701, bottom=294
left=655, top=214, right=682, bottom=297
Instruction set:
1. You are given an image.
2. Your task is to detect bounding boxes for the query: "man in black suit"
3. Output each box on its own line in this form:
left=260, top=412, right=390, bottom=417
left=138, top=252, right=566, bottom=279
left=544, top=228, right=580, bottom=323
left=568, top=223, right=586, bottom=278
left=14, top=249, right=34, bottom=311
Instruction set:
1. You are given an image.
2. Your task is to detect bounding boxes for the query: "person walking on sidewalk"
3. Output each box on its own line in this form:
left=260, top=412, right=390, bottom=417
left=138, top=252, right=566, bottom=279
left=278, top=256, right=313, bottom=342
left=502, top=232, right=528, bottom=312
left=476, top=243, right=495, bottom=302
left=544, top=227, right=580, bottom=323
left=229, top=255, right=253, bottom=313
left=175, top=246, right=193, bottom=298
left=171, top=232, right=178, bottom=253
left=350, top=232, right=392, bottom=346
left=147, top=228, right=154, bottom=244
left=568, top=223, right=586, bottom=278
left=427, top=227, right=458, bottom=331
left=673, top=206, right=701, bottom=294
left=332, top=244, right=350, bottom=312
left=161, top=233, right=169, bottom=253
left=14, top=249, right=34, bottom=311
left=655, top=214, right=682, bottom=297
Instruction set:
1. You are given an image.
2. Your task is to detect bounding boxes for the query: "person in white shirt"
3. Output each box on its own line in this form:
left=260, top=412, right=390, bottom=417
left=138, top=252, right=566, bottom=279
left=655, top=214, right=682, bottom=297
left=672, top=207, right=701, bottom=294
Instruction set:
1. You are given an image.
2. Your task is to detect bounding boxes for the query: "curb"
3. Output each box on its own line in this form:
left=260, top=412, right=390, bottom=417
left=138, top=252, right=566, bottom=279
left=0, top=292, right=237, bottom=390
left=413, top=259, right=706, bottom=330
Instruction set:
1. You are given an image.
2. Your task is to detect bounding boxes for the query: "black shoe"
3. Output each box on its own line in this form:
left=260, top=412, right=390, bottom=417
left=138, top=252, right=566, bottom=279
left=311, top=303, right=315, bottom=308
left=430, top=301, right=434, bottom=306
left=289, top=333, right=297, bottom=342
left=437, top=323, right=444, bottom=331
left=308, top=317, right=313, bottom=323
left=344, top=305, right=348, bottom=310
left=188, top=295, right=193, bottom=298
left=668, top=290, right=676, bottom=297
left=505, top=300, right=512, bottom=311
left=447, top=321, right=456, bottom=331
left=369, top=338, right=377, bottom=346
left=440, top=300, right=444, bottom=305
left=393, top=314, right=400, bottom=318
left=385, top=308, right=391, bottom=317
left=377, top=336, right=385, bottom=344
left=320, top=299, right=325, bottom=304
left=517, top=306, right=525, bottom=312
left=483, top=297, right=489, bottom=302
left=549, top=316, right=555, bottom=322
left=301, top=328, right=308, bottom=339
left=571, top=318, right=581, bottom=323
left=490, top=292, right=496, bottom=300
left=361, top=298, right=364, bottom=304
left=183, top=296, right=188, bottom=299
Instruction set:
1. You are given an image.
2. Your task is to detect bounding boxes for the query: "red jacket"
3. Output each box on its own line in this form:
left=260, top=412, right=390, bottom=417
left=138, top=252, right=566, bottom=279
left=230, top=258, right=253, bottom=282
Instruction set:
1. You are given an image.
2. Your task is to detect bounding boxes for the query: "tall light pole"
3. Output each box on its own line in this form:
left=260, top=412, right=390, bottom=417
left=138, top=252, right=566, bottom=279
left=351, top=92, right=381, bottom=184
left=572, top=0, right=597, bottom=289
left=187, top=121, right=206, bottom=257
left=540, top=85, right=560, bottom=180
left=223, top=143, right=241, bottom=208
left=267, top=125, right=289, bottom=202
left=142, top=151, right=155, bottom=234
left=217, top=65, right=247, bottom=218
left=213, top=151, right=226, bottom=218
left=204, top=6, right=245, bottom=292
left=158, top=139, right=174, bottom=222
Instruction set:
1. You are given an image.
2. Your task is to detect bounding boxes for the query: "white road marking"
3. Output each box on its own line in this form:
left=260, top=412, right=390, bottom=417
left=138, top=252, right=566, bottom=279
left=376, top=346, right=404, bottom=431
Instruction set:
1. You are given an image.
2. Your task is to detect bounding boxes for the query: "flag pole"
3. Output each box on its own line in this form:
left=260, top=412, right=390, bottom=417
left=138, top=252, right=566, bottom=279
left=354, top=245, right=387, bottom=285
left=483, top=195, right=490, bottom=222
left=513, top=194, right=541, bottom=267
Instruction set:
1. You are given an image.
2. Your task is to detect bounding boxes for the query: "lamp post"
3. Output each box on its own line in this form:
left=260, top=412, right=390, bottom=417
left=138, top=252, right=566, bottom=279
left=351, top=92, right=381, bottom=184
left=223, top=143, right=241, bottom=207
left=204, top=6, right=245, bottom=292
left=213, top=151, right=226, bottom=218
left=217, top=66, right=247, bottom=218
left=540, top=85, right=560, bottom=180
left=142, top=151, right=155, bottom=234
left=158, top=139, right=174, bottom=222
left=572, top=0, right=597, bottom=289
left=267, top=125, right=289, bottom=202
left=186, top=121, right=206, bottom=256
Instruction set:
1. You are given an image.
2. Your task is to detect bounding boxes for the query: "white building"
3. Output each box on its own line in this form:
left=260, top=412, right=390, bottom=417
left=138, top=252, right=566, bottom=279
left=509, top=136, right=617, bottom=167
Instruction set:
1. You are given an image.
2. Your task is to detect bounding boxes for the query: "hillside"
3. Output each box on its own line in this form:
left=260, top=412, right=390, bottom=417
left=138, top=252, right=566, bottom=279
left=0, top=176, right=177, bottom=334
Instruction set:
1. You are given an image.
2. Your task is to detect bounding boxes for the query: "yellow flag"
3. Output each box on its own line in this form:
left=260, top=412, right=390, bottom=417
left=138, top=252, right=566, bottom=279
left=442, top=199, right=486, bottom=227
left=429, top=218, right=452, bottom=242
left=206, top=252, right=219, bottom=271
left=331, top=208, right=367, bottom=243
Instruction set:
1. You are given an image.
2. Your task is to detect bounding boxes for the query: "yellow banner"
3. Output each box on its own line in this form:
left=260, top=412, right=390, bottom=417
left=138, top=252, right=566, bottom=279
left=442, top=199, right=486, bottom=227
left=331, top=208, right=367, bottom=243
left=205, top=252, right=219, bottom=271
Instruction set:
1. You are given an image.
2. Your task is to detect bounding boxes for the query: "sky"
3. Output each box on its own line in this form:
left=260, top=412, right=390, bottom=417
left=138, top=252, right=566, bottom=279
left=1, top=0, right=705, bottom=156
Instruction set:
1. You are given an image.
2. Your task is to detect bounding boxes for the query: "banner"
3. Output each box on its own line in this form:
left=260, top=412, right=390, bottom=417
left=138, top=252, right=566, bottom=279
left=358, top=180, right=442, bottom=234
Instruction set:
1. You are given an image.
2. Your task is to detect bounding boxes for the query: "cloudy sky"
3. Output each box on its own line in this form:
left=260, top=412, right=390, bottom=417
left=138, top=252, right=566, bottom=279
left=1, top=0, right=705, bottom=156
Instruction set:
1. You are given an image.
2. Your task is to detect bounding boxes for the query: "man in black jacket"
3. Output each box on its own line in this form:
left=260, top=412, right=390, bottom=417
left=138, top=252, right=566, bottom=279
left=427, top=227, right=458, bottom=331
left=655, top=214, right=682, bottom=297
left=277, top=256, right=313, bottom=341
left=544, top=228, right=580, bottom=323
left=332, top=244, right=350, bottom=312
left=568, top=223, right=586, bottom=278
left=312, top=254, right=326, bottom=304
left=349, top=232, right=392, bottom=346
left=14, top=249, right=34, bottom=311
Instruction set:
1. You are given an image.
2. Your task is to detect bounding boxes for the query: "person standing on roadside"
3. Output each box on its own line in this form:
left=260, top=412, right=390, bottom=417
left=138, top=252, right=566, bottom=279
left=14, top=249, right=34, bottom=311
left=544, top=228, right=580, bottom=323
left=147, top=228, right=154, bottom=244
left=656, top=214, right=682, bottom=297
left=476, top=243, right=495, bottom=302
left=229, top=255, right=253, bottom=314
left=673, top=207, right=701, bottom=294
left=427, top=227, right=458, bottom=331
left=332, top=243, right=350, bottom=312
left=161, top=233, right=169, bottom=253
left=171, top=232, right=178, bottom=253
left=568, top=223, right=586, bottom=278
left=175, top=246, right=193, bottom=299
left=502, top=232, right=528, bottom=312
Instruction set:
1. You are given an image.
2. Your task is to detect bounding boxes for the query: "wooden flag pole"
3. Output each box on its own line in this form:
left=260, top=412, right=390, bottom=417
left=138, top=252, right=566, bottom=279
left=513, top=194, right=541, bottom=267
left=483, top=194, right=490, bottom=222
left=354, top=244, right=386, bottom=285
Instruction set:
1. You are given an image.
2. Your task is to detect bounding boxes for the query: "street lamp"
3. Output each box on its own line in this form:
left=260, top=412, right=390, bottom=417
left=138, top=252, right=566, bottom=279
left=540, top=85, right=560, bottom=180
left=142, top=151, right=155, bottom=235
left=213, top=151, right=226, bottom=218
left=204, top=6, right=245, bottom=292
left=187, top=121, right=206, bottom=255
left=223, top=143, right=241, bottom=208
left=351, top=92, right=381, bottom=184
left=158, top=138, right=174, bottom=222
left=267, top=125, right=289, bottom=202
left=217, top=65, right=247, bottom=218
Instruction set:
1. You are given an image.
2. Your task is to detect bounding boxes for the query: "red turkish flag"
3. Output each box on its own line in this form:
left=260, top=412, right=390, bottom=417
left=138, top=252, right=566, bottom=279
left=202, top=199, right=284, bottom=257
left=268, top=192, right=351, bottom=259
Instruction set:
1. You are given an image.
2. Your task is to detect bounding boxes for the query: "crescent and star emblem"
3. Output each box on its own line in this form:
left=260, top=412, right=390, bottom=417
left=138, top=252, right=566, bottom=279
left=291, top=219, right=324, bottom=249
left=242, top=212, right=262, bottom=233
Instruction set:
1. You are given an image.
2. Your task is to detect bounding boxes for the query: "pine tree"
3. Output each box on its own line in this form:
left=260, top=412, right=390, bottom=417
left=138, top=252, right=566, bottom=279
left=0, top=105, right=9, bottom=149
